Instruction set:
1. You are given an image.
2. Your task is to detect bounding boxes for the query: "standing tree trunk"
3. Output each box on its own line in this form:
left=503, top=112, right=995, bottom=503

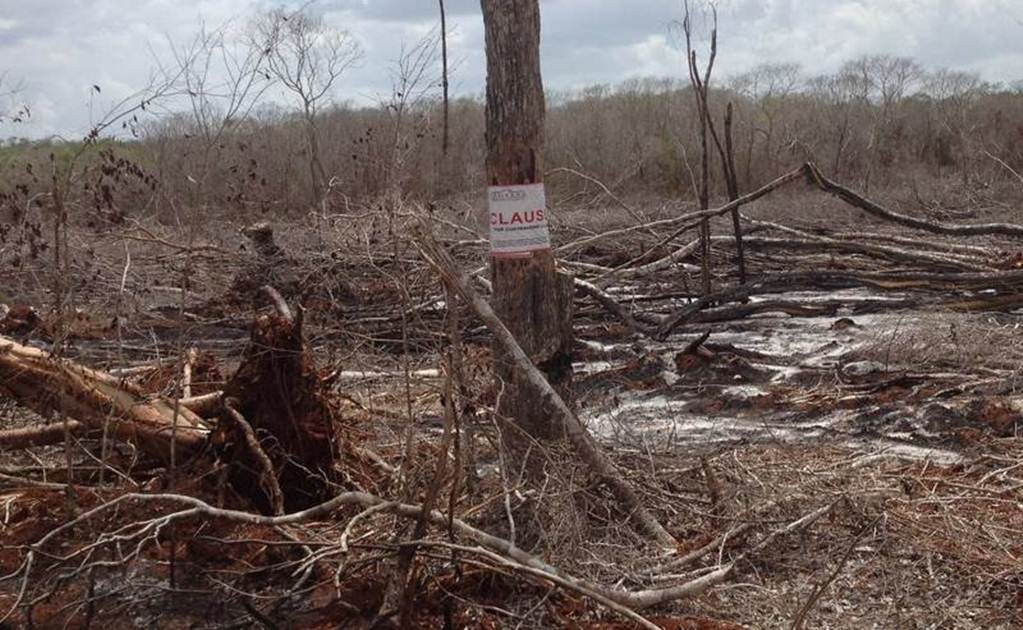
left=304, top=107, right=327, bottom=205
left=481, top=0, right=574, bottom=455
left=682, top=1, right=718, bottom=297
left=439, top=0, right=450, bottom=156
left=722, top=101, right=746, bottom=284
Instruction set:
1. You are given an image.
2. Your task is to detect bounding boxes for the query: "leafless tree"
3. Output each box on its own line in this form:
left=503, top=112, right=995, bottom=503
left=843, top=55, right=923, bottom=190
left=0, top=73, right=29, bottom=125
left=925, top=68, right=988, bottom=183
left=253, top=6, right=363, bottom=206
left=730, top=62, right=802, bottom=180
left=160, top=20, right=274, bottom=206
left=381, top=31, right=441, bottom=194
left=806, top=69, right=867, bottom=177
left=679, top=0, right=719, bottom=295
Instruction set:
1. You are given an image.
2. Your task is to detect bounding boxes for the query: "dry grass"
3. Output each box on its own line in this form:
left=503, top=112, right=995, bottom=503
left=854, top=311, right=1023, bottom=373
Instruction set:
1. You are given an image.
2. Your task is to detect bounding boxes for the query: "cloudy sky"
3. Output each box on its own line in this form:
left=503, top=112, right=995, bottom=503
left=1, top=0, right=1021, bottom=139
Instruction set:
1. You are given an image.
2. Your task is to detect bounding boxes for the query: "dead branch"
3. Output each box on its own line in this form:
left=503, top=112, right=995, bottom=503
left=829, top=231, right=991, bottom=257
left=259, top=284, right=293, bottom=322
left=547, top=166, right=654, bottom=231
left=222, top=398, right=285, bottom=516
left=179, top=391, right=224, bottom=418
left=0, top=421, right=86, bottom=451
left=574, top=278, right=645, bottom=335
left=181, top=347, right=197, bottom=399
left=805, top=162, right=1023, bottom=237
left=411, top=226, right=677, bottom=549
left=655, top=267, right=1023, bottom=338
left=7, top=489, right=839, bottom=624
left=557, top=165, right=808, bottom=257
left=742, top=234, right=993, bottom=272
left=565, top=161, right=1023, bottom=284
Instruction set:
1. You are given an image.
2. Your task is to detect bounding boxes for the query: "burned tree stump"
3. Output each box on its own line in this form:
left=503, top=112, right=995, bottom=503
left=223, top=286, right=336, bottom=511
left=231, top=222, right=357, bottom=315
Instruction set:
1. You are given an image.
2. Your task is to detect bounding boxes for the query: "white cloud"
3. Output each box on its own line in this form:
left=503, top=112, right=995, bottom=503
left=0, top=0, right=1019, bottom=139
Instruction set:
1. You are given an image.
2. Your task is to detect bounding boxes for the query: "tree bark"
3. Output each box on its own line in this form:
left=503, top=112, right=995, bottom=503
left=481, top=0, right=574, bottom=448
left=0, top=335, right=208, bottom=462
left=0, top=421, right=87, bottom=451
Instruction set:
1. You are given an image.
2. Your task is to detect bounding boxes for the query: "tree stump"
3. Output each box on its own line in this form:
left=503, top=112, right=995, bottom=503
left=223, top=287, right=336, bottom=511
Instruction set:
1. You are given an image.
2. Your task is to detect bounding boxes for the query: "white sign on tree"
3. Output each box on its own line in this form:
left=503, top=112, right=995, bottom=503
left=487, top=183, right=551, bottom=257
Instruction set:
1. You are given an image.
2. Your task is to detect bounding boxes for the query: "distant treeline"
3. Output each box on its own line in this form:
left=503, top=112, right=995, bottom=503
left=3, top=54, right=1023, bottom=223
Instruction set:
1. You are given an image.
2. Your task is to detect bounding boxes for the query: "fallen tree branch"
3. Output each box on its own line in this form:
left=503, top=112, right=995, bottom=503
left=566, top=161, right=1020, bottom=285
left=805, top=161, right=1023, bottom=237
left=556, top=166, right=809, bottom=257
left=547, top=166, right=654, bottom=232
left=689, top=300, right=835, bottom=323
left=655, top=268, right=1023, bottom=338
left=420, top=540, right=661, bottom=630
left=744, top=218, right=994, bottom=272
left=0, top=335, right=208, bottom=462
left=179, top=392, right=224, bottom=418
left=5, top=489, right=840, bottom=626
left=828, top=231, right=992, bottom=257
left=411, top=225, right=677, bottom=549
left=574, top=278, right=646, bottom=335
left=222, top=398, right=285, bottom=516
left=0, top=421, right=87, bottom=451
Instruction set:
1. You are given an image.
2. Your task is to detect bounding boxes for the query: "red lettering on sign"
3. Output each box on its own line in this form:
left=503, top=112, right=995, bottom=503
left=492, top=210, right=546, bottom=226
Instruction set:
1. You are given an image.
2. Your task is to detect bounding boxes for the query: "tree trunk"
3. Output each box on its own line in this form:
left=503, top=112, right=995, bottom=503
left=481, top=0, right=574, bottom=450
left=304, top=108, right=326, bottom=205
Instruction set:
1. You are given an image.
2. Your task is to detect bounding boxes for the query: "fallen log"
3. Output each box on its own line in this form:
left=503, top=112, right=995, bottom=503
left=0, top=335, right=209, bottom=462
left=566, top=161, right=1020, bottom=285
left=688, top=299, right=837, bottom=323
left=742, top=236, right=990, bottom=272
left=744, top=218, right=995, bottom=272
left=829, top=231, right=992, bottom=257
left=654, top=268, right=1023, bottom=338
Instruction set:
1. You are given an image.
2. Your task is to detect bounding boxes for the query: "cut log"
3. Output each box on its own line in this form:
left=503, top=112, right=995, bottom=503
left=0, top=335, right=208, bottom=462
